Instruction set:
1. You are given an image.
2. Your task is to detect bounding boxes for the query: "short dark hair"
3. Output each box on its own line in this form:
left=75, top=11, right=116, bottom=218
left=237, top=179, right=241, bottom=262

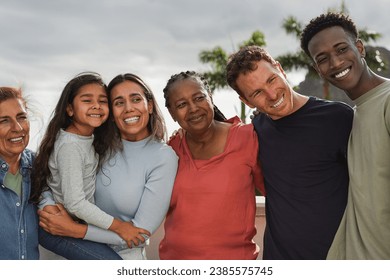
left=300, top=12, right=359, bottom=57
left=226, top=45, right=277, bottom=97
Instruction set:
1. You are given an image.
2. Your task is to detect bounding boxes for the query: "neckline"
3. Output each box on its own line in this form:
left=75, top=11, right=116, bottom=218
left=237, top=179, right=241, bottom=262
left=268, top=96, right=314, bottom=123
left=182, top=117, right=239, bottom=167
left=122, top=135, right=153, bottom=148
left=60, top=129, right=94, bottom=140
left=354, top=80, right=390, bottom=106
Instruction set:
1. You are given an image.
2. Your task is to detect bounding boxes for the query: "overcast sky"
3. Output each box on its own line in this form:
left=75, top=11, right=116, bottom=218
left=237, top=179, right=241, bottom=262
left=1, top=0, right=389, bottom=150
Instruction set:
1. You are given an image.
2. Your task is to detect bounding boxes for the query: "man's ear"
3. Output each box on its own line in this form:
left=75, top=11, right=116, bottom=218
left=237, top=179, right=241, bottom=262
left=239, top=96, right=255, bottom=109
left=356, top=39, right=366, bottom=58
left=275, top=61, right=287, bottom=79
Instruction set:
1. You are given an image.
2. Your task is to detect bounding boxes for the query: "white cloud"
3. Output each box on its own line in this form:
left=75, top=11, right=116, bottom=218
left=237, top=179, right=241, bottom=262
left=1, top=0, right=389, bottom=149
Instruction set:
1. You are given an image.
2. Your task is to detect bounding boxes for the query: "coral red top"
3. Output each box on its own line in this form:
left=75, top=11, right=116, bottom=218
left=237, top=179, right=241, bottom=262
left=159, top=117, right=265, bottom=260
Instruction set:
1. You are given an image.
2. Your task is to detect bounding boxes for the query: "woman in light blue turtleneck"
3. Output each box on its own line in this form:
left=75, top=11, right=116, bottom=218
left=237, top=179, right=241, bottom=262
left=39, top=73, right=178, bottom=260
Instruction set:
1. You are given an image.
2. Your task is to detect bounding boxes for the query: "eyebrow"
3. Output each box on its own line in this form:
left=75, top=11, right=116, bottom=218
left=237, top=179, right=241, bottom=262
left=180, top=91, right=205, bottom=99
left=112, top=95, right=124, bottom=102
left=249, top=89, right=260, bottom=98
left=173, top=91, right=205, bottom=102
left=0, top=112, right=27, bottom=119
left=314, top=42, right=348, bottom=59
left=78, top=93, right=107, bottom=98
left=129, top=92, right=142, bottom=96
left=112, top=92, right=142, bottom=101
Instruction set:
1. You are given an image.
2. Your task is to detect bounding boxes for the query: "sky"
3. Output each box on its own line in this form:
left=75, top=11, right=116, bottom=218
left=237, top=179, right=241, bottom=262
left=1, top=0, right=389, bottom=150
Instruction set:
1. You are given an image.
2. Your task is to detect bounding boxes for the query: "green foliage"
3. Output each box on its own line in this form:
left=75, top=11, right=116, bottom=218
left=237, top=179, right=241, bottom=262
left=199, top=47, right=228, bottom=70
left=201, top=71, right=226, bottom=93
left=239, top=31, right=267, bottom=48
left=359, top=29, right=382, bottom=43
left=281, top=16, right=302, bottom=38
left=276, top=1, right=385, bottom=98
left=199, top=30, right=267, bottom=122
left=199, top=47, right=228, bottom=92
left=199, top=31, right=267, bottom=92
left=276, top=50, right=315, bottom=74
left=199, top=0, right=386, bottom=117
left=365, top=48, right=387, bottom=73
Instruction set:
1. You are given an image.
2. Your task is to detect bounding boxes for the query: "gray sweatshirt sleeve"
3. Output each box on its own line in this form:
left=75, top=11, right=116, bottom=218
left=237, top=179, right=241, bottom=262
left=57, top=144, right=113, bottom=229
left=37, top=189, right=124, bottom=245
left=38, top=190, right=56, bottom=209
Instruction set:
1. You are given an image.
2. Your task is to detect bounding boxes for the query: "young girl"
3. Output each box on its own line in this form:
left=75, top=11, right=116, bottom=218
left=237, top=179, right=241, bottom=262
left=37, top=73, right=178, bottom=260
left=31, top=72, right=149, bottom=259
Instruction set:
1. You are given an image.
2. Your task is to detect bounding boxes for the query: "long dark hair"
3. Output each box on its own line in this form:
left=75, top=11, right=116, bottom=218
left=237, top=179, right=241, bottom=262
left=107, top=73, right=167, bottom=148
left=30, top=72, right=116, bottom=203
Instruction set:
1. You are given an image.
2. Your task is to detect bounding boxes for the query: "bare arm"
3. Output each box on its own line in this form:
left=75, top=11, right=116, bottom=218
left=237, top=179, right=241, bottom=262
left=38, top=204, right=87, bottom=238
left=108, top=219, right=150, bottom=247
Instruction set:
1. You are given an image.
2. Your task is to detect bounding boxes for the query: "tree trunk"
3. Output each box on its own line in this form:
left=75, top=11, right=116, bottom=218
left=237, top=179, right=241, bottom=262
left=322, top=80, right=330, bottom=100
left=240, top=101, right=246, bottom=123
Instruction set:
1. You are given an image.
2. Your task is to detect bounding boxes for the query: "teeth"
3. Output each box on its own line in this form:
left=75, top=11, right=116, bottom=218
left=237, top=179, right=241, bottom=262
left=271, top=96, right=284, bottom=108
left=124, top=116, right=139, bottom=123
left=10, top=137, right=23, bottom=142
left=335, top=68, right=350, bottom=79
left=190, top=115, right=202, bottom=121
left=89, top=114, right=102, bottom=118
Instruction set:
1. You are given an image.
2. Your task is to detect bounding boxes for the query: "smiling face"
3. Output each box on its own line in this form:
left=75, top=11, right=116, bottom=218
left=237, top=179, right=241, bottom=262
left=0, top=98, right=30, bottom=163
left=167, top=79, right=214, bottom=134
left=66, top=83, right=109, bottom=135
left=308, top=26, right=366, bottom=99
left=236, top=60, right=296, bottom=120
left=110, top=80, right=153, bottom=141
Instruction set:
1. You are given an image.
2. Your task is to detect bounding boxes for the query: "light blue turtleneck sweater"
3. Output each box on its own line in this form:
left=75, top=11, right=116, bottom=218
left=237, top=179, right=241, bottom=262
left=84, top=136, right=178, bottom=249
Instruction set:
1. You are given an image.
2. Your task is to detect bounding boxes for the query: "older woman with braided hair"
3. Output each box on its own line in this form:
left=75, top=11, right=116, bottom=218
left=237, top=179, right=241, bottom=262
left=159, top=71, right=265, bottom=260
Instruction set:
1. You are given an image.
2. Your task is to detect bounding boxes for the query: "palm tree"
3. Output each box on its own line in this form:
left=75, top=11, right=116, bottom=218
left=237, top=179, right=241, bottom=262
left=277, top=1, right=385, bottom=99
left=199, top=31, right=267, bottom=122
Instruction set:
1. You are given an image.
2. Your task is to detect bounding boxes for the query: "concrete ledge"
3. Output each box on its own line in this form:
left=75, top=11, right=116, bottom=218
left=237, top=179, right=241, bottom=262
left=40, top=196, right=266, bottom=260
left=256, top=195, right=265, bottom=216
left=39, top=246, right=66, bottom=260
